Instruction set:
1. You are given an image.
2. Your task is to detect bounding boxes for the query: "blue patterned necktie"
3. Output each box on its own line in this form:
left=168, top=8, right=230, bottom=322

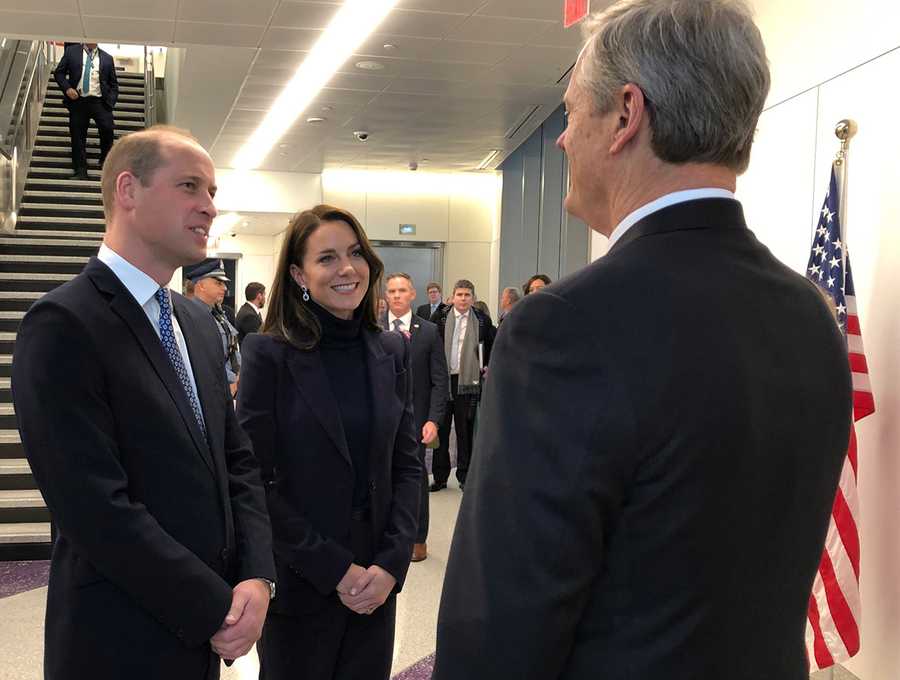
left=81, top=50, right=93, bottom=94
left=154, top=288, right=206, bottom=435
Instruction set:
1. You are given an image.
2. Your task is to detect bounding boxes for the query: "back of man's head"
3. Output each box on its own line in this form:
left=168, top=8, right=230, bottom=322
left=245, top=282, right=266, bottom=303
left=578, top=0, right=769, bottom=173
left=101, top=125, right=200, bottom=221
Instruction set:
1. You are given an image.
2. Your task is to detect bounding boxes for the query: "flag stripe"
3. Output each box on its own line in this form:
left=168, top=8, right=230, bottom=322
left=845, top=315, right=861, bottom=335
left=848, top=354, right=869, bottom=374
left=808, top=589, right=834, bottom=669
left=817, top=547, right=861, bottom=656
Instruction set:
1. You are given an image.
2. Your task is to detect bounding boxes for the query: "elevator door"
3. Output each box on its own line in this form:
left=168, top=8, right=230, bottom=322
left=372, top=241, right=443, bottom=295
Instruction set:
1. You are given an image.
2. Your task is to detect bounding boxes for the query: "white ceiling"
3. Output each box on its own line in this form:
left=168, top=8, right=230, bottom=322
left=0, top=0, right=600, bottom=172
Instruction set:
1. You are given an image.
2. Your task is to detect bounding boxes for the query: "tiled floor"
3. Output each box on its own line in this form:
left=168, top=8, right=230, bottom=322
left=0, top=479, right=463, bottom=680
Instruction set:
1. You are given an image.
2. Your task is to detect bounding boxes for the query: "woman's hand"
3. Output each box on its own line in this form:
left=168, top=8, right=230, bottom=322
left=338, top=565, right=396, bottom=615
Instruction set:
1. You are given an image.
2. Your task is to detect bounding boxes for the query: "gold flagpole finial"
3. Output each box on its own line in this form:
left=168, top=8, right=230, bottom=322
left=834, top=119, right=857, bottom=166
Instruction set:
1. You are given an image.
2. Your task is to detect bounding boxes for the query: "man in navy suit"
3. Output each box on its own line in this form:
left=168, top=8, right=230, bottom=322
left=54, top=42, right=119, bottom=179
left=382, top=273, right=448, bottom=562
left=13, top=125, right=274, bottom=679
left=434, top=1, right=852, bottom=679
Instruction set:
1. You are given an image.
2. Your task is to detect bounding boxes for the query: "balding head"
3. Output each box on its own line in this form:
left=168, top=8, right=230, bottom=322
left=101, top=125, right=208, bottom=221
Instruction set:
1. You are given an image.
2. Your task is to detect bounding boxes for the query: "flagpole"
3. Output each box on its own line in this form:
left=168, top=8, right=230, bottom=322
left=833, top=119, right=857, bottom=278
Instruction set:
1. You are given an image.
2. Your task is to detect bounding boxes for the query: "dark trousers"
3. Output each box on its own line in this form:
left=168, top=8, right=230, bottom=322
left=415, top=443, right=428, bottom=542
left=258, top=515, right=396, bottom=680
left=433, top=374, right=476, bottom=486
left=68, top=96, right=114, bottom=173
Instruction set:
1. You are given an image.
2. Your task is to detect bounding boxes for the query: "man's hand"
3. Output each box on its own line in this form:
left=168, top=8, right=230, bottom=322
left=421, top=421, right=438, bottom=445
left=338, top=565, right=397, bottom=615
left=210, top=579, right=270, bottom=661
left=229, top=381, right=238, bottom=398
left=65, top=88, right=79, bottom=101
left=336, top=563, right=367, bottom=596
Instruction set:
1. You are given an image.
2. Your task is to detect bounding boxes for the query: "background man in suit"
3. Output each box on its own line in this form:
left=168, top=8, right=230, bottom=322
left=434, top=2, right=852, bottom=679
left=431, top=280, right=495, bottom=492
left=383, top=272, right=448, bottom=562
left=236, top=281, right=266, bottom=347
left=53, top=42, right=118, bottom=180
left=497, top=286, right=519, bottom=323
left=12, top=125, right=275, bottom=679
left=416, top=281, right=447, bottom=321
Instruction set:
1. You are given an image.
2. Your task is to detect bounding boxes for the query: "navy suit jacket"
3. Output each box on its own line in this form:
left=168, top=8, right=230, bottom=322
left=236, top=329, right=421, bottom=615
left=381, top=313, right=449, bottom=430
left=12, top=258, right=274, bottom=680
left=54, top=44, right=119, bottom=110
left=434, top=199, right=853, bottom=680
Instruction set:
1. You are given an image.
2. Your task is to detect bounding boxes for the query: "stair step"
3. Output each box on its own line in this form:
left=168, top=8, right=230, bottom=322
left=0, top=430, right=21, bottom=444
left=0, top=403, right=12, bottom=414
left=43, top=100, right=144, bottom=111
left=0, top=272, right=74, bottom=282
left=0, top=333, right=15, bottom=342
left=16, top=216, right=104, bottom=225
left=0, top=237, right=101, bottom=249
left=0, top=457, right=28, bottom=475
left=0, top=522, right=50, bottom=544
left=26, top=168, right=102, bottom=178
left=20, top=202, right=103, bottom=214
left=24, top=191, right=102, bottom=201
left=35, top=126, right=131, bottom=137
left=35, top=136, right=110, bottom=147
left=11, top=230, right=102, bottom=240
left=0, top=312, right=24, bottom=321
left=25, top=177, right=102, bottom=188
left=39, top=118, right=144, bottom=130
left=42, top=108, right=145, bottom=120
left=0, top=255, right=90, bottom=264
left=0, top=489, right=45, bottom=509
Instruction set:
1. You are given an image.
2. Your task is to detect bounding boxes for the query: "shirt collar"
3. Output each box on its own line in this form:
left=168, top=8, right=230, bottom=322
left=97, top=243, right=163, bottom=308
left=607, top=188, right=736, bottom=249
left=454, top=308, right=468, bottom=320
left=389, top=310, right=413, bottom=328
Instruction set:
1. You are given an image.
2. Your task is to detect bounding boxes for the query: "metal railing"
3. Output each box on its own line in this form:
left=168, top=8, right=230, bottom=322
left=144, top=45, right=157, bottom=127
left=0, top=40, right=51, bottom=230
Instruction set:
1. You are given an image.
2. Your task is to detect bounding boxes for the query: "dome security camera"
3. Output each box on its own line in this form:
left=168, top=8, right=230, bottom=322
left=353, top=130, right=369, bottom=141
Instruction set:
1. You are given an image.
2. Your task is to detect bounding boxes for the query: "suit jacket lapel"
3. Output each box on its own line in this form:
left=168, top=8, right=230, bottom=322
left=86, top=259, right=215, bottom=475
left=363, top=330, right=394, bottom=470
left=286, top=349, right=352, bottom=468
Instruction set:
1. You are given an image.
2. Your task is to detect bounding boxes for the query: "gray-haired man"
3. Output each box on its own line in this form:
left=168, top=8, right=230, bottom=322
left=434, top=2, right=852, bottom=678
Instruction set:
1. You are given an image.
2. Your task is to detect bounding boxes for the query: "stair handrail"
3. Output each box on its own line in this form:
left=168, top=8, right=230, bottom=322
left=0, top=40, right=47, bottom=161
left=144, top=45, right=157, bottom=128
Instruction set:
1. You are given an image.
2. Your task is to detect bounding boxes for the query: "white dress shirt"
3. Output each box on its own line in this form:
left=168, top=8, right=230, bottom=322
left=450, top=309, right=469, bottom=375
left=78, top=47, right=102, bottom=98
left=607, top=188, right=736, bottom=250
left=97, top=244, right=203, bottom=409
left=388, top=309, right=413, bottom=332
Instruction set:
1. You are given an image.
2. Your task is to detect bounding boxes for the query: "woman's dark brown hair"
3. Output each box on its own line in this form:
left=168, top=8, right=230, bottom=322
left=262, top=204, right=384, bottom=350
left=523, top=273, right=552, bottom=296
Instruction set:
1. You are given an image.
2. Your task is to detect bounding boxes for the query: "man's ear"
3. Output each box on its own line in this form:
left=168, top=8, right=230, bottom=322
left=609, top=83, right=648, bottom=155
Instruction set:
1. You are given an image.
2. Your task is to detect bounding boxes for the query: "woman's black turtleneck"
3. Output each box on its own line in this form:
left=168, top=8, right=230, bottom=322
left=308, top=300, right=372, bottom=510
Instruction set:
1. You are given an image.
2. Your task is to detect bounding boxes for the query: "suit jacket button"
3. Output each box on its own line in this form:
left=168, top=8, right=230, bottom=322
left=369, top=481, right=377, bottom=492
left=220, top=548, right=230, bottom=562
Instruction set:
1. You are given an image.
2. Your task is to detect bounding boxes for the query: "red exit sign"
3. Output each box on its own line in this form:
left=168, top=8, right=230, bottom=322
left=564, top=0, right=590, bottom=28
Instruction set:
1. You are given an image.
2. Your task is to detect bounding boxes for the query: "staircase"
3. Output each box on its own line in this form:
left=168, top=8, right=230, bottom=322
left=0, top=68, right=147, bottom=561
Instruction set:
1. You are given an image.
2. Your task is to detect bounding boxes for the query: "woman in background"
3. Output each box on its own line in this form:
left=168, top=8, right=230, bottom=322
left=522, top=273, right=552, bottom=295
left=237, top=205, right=420, bottom=680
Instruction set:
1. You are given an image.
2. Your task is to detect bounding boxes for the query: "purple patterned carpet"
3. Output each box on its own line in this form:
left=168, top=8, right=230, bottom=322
left=393, top=653, right=435, bottom=680
left=0, top=560, right=50, bottom=599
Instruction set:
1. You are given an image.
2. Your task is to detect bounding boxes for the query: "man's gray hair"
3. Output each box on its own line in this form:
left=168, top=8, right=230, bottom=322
left=578, top=0, right=770, bottom=173
left=502, top=287, right=520, bottom=303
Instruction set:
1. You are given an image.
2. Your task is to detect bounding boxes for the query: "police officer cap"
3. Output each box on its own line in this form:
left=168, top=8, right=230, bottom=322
left=185, top=258, right=230, bottom=283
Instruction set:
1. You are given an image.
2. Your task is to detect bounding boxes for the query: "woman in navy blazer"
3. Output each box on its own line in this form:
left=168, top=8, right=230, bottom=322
left=237, top=205, right=421, bottom=679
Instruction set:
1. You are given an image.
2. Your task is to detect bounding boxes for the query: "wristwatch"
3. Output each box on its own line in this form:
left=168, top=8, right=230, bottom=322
left=259, top=578, right=276, bottom=600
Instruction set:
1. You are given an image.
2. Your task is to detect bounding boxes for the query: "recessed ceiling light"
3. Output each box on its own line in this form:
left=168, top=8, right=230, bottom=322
left=321, top=105, right=334, bottom=112
left=279, top=143, right=290, bottom=149
left=355, top=60, right=384, bottom=71
left=232, top=0, right=401, bottom=170
left=306, top=117, right=326, bottom=124
left=383, top=43, right=397, bottom=51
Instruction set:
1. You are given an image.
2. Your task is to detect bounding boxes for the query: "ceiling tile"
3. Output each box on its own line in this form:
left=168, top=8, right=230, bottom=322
left=0, top=11, right=82, bottom=38
left=1, top=0, right=77, bottom=10
left=174, top=22, right=265, bottom=48
left=260, top=27, right=322, bottom=51
left=356, top=34, right=513, bottom=65
left=269, top=1, right=341, bottom=29
left=475, top=0, right=565, bottom=21
left=81, top=16, right=174, bottom=43
left=177, top=0, right=280, bottom=25
left=376, top=9, right=469, bottom=39
left=533, top=20, right=588, bottom=48
left=81, top=0, right=178, bottom=21
left=445, top=14, right=553, bottom=44
left=399, top=0, right=484, bottom=11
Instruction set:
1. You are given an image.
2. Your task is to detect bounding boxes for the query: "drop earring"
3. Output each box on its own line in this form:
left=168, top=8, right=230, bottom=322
left=301, top=285, right=310, bottom=302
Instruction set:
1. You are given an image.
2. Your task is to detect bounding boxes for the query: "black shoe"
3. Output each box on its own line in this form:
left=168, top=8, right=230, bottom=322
left=429, top=482, right=447, bottom=492
left=458, top=483, right=465, bottom=491
left=70, top=171, right=89, bottom=180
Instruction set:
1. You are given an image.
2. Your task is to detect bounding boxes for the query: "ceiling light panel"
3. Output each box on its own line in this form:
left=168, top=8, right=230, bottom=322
left=233, top=0, right=401, bottom=170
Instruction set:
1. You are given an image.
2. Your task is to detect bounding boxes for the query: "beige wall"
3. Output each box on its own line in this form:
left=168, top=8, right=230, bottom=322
left=322, top=170, right=502, bottom=316
left=739, top=3, right=900, bottom=676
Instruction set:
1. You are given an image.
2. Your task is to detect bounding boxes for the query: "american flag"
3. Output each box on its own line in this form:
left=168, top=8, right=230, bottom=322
left=804, top=165, right=875, bottom=670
